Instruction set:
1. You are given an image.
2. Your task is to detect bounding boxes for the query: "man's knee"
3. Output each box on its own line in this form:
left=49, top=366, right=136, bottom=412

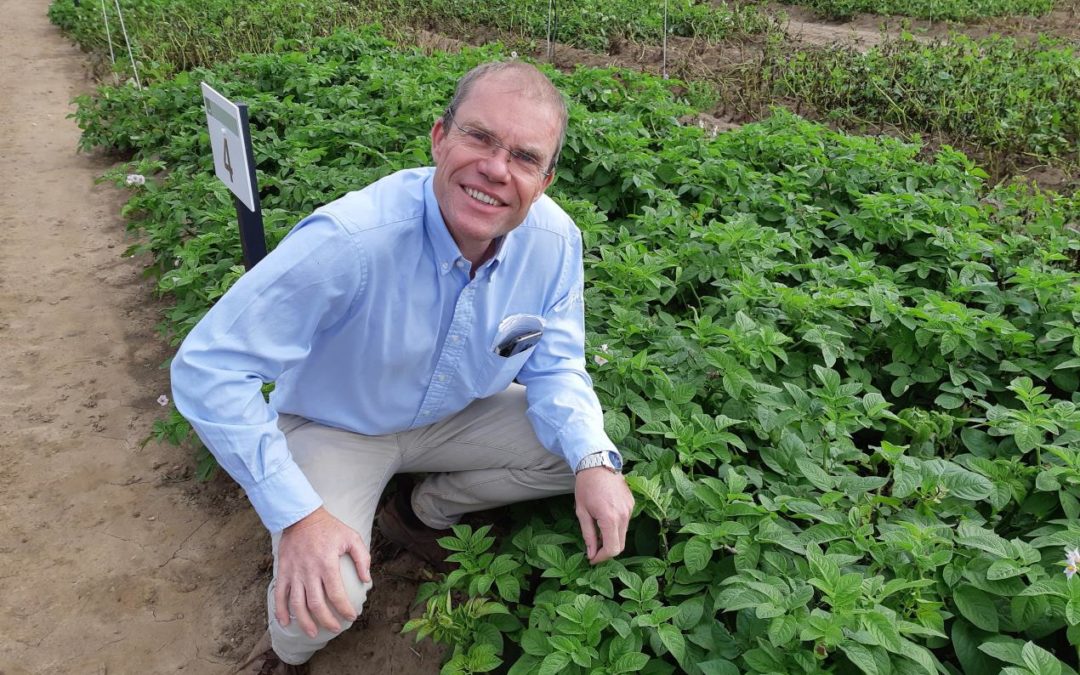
left=338, top=554, right=372, bottom=617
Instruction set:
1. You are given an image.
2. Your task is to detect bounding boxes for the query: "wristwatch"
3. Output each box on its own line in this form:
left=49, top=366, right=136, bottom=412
left=575, top=449, right=623, bottom=474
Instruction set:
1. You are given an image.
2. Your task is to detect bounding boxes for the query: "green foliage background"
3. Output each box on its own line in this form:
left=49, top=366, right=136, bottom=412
left=52, top=2, right=1080, bottom=673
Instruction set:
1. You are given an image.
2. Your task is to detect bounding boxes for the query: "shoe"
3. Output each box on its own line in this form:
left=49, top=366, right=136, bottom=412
left=376, top=489, right=454, bottom=572
left=233, top=629, right=309, bottom=675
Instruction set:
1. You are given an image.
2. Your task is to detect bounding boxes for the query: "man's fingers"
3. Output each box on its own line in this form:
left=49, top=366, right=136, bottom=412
left=304, top=577, right=344, bottom=634
left=274, top=579, right=292, bottom=627
left=289, top=584, right=320, bottom=639
left=592, top=516, right=625, bottom=564
left=575, top=508, right=598, bottom=560
left=347, top=538, right=372, bottom=585
left=323, top=565, right=359, bottom=623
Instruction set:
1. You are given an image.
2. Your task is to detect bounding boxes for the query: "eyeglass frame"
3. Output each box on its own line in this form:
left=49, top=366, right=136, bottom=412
left=442, top=107, right=559, bottom=181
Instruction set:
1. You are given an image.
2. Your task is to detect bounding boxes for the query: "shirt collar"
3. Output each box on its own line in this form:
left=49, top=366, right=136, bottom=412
left=422, top=169, right=512, bottom=278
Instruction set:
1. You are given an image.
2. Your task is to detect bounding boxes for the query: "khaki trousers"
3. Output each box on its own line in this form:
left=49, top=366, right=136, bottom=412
left=266, top=384, right=576, bottom=664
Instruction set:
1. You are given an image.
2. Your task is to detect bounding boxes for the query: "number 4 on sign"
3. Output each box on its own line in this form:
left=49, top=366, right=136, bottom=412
left=221, top=133, right=233, bottom=182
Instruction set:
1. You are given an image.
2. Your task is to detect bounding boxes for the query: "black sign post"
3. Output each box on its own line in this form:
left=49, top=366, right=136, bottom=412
left=234, top=103, right=266, bottom=269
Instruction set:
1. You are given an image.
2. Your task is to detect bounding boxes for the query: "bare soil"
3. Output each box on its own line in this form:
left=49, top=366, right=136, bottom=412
left=0, top=1, right=441, bottom=673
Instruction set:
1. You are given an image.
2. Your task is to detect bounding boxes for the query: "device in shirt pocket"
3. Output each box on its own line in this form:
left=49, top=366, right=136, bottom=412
left=491, top=314, right=545, bottom=357
left=474, top=314, right=545, bottom=398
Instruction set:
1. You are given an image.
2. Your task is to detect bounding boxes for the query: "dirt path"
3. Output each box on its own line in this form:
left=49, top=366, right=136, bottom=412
left=0, top=2, right=441, bottom=673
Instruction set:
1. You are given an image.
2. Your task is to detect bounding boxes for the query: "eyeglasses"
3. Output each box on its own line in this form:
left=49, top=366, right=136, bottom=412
left=445, top=109, right=554, bottom=182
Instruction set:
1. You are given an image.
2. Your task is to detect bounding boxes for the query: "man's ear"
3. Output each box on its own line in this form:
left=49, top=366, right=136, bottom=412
left=533, top=169, right=556, bottom=201
left=430, top=117, right=448, bottom=165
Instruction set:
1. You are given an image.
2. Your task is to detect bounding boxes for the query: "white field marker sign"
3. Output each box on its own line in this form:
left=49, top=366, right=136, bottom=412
left=201, top=82, right=257, bottom=212
left=200, top=82, right=266, bottom=269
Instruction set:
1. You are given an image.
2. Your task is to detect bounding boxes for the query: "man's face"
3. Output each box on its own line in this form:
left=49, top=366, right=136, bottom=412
left=431, top=73, right=560, bottom=261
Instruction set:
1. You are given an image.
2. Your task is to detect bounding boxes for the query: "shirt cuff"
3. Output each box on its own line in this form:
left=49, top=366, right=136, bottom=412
left=243, top=459, right=323, bottom=533
left=558, top=423, right=616, bottom=472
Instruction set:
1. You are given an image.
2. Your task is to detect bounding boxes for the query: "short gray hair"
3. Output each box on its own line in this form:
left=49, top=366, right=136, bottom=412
left=442, top=61, right=569, bottom=174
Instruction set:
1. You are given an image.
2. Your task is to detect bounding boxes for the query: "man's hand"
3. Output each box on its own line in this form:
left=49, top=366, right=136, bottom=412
left=574, top=468, right=634, bottom=565
left=274, top=506, right=371, bottom=638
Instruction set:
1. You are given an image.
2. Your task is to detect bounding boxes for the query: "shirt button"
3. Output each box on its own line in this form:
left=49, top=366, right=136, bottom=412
left=456, top=260, right=466, bottom=268
left=437, top=374, right=447, bottom=382
left=441, top=262, right=449, bottom=272
left=449, top=335, right=460, bottom=343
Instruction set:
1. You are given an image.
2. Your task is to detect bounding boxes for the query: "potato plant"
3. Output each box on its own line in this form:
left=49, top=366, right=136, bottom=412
left=68, top=26, right=1080, bottom=675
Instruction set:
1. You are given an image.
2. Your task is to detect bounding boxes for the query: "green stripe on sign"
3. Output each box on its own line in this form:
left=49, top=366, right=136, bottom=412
left=204, top=96, right=240, bottom=136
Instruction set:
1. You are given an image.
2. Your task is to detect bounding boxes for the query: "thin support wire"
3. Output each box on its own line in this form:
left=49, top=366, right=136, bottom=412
left=662, top=0, right=669, bottom=79
left=112, top=0, right=142, bottom=89
left=99, top=0, right=117, bottom=82
left=546, top=0, right=556, bottom=62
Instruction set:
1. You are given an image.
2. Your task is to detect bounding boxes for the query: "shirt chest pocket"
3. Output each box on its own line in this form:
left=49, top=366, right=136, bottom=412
left=471, top=314, right=544, bottom=398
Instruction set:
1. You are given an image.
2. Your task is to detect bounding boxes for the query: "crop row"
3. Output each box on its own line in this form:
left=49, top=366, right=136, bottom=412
left=50, top=0, right=1080, bottom=180
left=789, top=0, right=1057, bottom=21
left=68, top=23, right=1080, bottom=673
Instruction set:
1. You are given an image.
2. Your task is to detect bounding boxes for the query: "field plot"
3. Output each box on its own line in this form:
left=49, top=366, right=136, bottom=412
left=33, top=0, right=1080, bottom=673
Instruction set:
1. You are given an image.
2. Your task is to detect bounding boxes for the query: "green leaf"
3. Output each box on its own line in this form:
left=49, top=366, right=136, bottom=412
left=988, top=559, right=1027, bottom=580
left=768, top=614, right=797, bottom=647
left=1067, top=599, right=1080, bottom=626
left=657, top=624, right=687, bottom=667
left=862, top=611, right=902, bottom=652
left=939, top=463, right=994, bottom=501
left=961, top=427, right=997, bottom=455
left=954, top=584, right=999, bottom=632
left=1013, top=595, right=1051, bottom=630
left=979, top=635, right=1027, bottom=665
left=466, top=643, right=503, bottom=673
left=610, top=653, right=650, bottom=674
left=952, top=620, right=1000, bottom=675
left=1022, top=641, right=1062, bottom=675
left=698, top=659, right=740, bottom=675
left=956, top=521, right=1013, bottom=559
left=1014, top=425, right=1044, bottom=453
left=520, top=629, right=549, bottom=657
left=935, top=392, right=966, bottom=409
left=538, top=651, right=571, bottom=675
left=899, top=638, right=938, bottom=674
left=840, top=641, right=883, bottom=675
left=604, top=410, right=632, bottom=443
left=684, top=536, right=712, bottom=574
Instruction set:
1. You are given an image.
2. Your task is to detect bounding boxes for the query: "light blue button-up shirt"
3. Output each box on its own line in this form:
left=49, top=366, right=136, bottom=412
left=171, top=168, right=613, bottom=532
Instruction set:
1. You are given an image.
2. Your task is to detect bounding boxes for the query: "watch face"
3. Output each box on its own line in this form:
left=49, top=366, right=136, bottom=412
left=606, top=450, right=623, bottom=470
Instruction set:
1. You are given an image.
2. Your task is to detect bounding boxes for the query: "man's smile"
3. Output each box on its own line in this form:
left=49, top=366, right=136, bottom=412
left=463, top=185, right=505, bottom=207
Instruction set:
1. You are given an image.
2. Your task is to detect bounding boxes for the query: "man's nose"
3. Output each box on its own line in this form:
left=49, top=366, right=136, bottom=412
left=477, top=147, right=512, bottom=181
